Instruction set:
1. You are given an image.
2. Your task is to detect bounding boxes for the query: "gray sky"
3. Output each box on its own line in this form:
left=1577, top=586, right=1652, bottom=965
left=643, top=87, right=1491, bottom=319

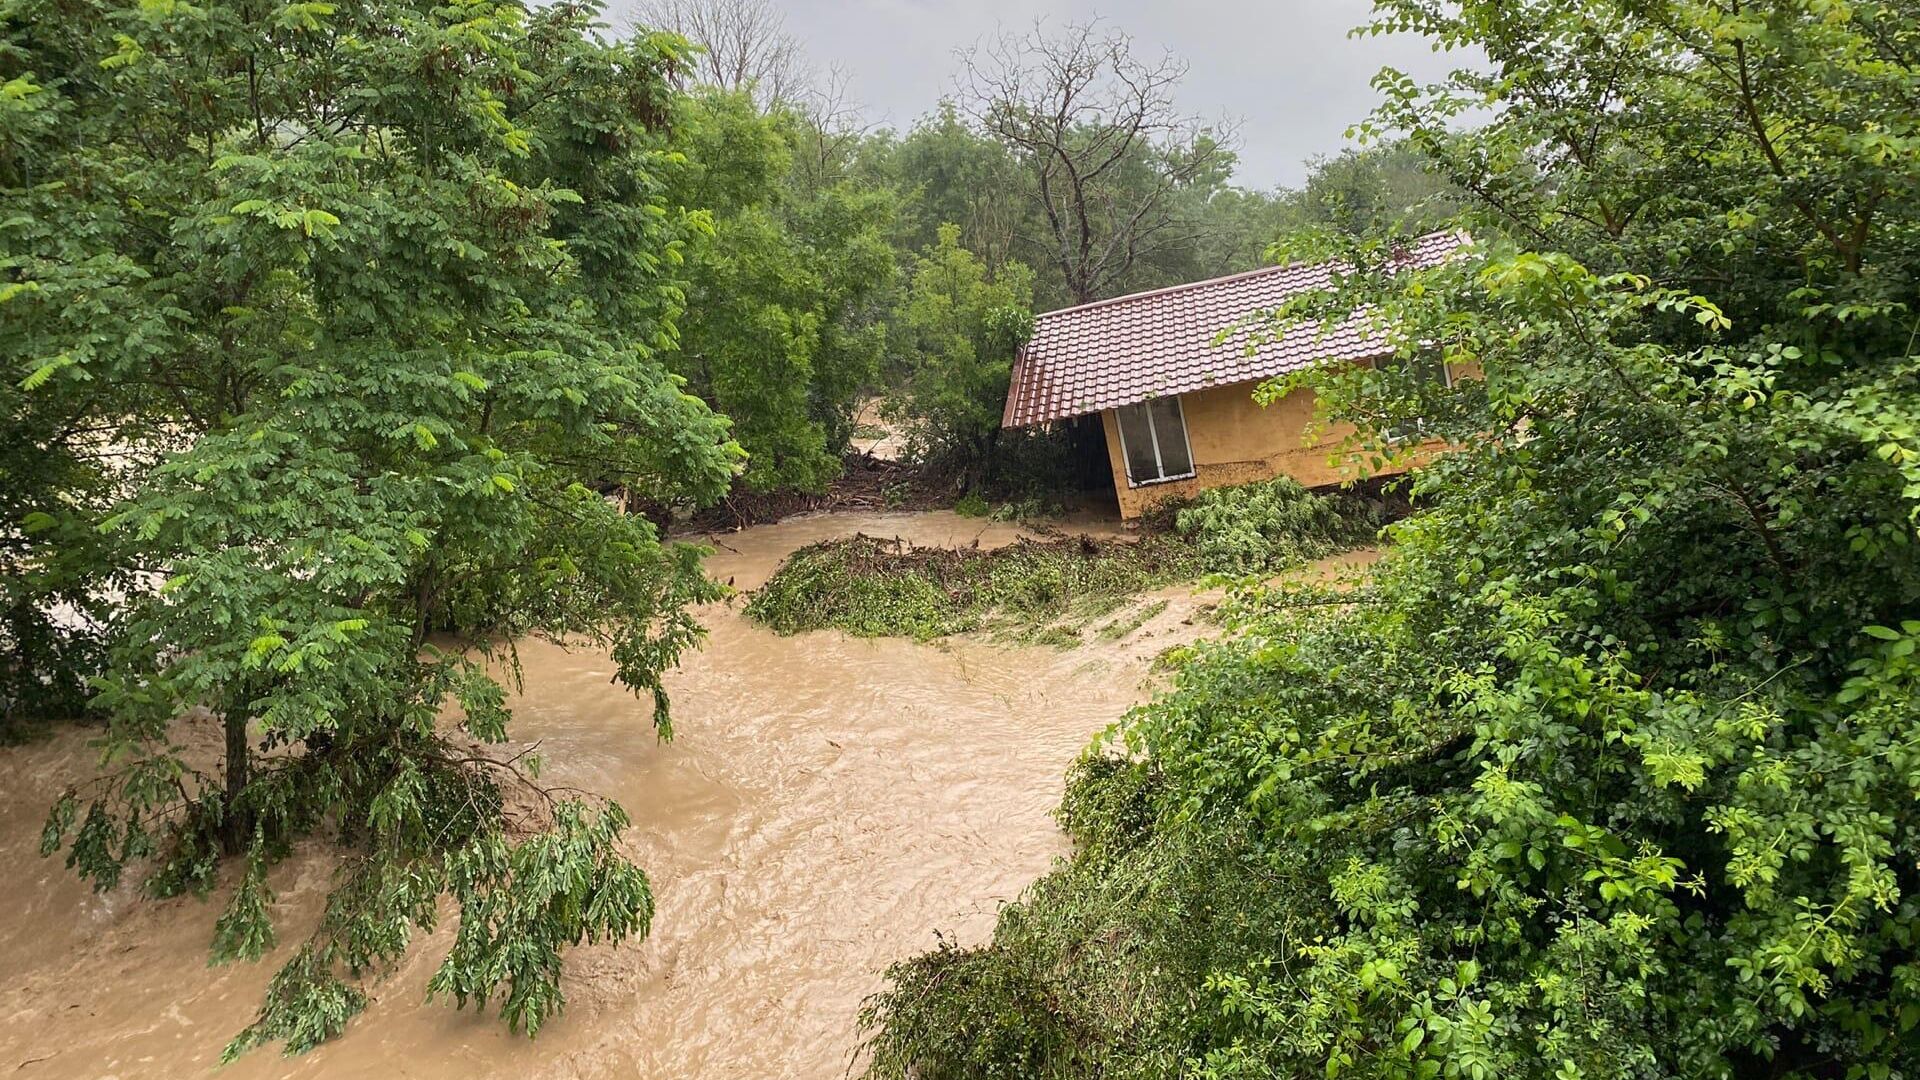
left=615, top=1, right=1467, bottom=190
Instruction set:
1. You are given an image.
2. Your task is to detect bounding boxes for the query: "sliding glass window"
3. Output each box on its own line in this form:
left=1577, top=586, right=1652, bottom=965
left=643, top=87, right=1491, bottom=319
left=1114, top=397, right=1195, bottom=486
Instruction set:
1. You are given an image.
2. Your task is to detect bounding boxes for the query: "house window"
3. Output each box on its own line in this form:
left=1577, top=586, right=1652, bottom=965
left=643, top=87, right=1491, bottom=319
left=1384, top=353, right=1454, bottom=443
left=1114, top=397, right=1195, bottom=486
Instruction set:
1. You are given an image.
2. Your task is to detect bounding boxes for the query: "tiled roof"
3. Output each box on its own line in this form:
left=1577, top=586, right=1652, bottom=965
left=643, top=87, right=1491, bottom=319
left=1001, top=230, right=1468, bottom=428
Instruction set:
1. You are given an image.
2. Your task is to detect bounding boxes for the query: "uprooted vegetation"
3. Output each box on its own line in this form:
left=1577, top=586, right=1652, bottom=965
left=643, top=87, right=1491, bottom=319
left=1169, top=476, right=1385, bottom=575
left=742, top=478, right=1384, bottom=644
left=742, top=533, right=1200, bottom=643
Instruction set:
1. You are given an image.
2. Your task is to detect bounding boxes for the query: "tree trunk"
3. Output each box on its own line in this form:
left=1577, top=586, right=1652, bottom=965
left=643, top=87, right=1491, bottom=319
left=220, top=705, right=252, bottom=855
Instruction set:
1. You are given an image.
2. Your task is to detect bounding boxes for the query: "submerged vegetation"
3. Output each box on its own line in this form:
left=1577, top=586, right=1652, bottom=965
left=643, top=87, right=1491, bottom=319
left=744, top=533, right=1199, bottom=642
left=1173, top=477, right=1385, bottom=576
left=745, top=478, right=1381, bottom=643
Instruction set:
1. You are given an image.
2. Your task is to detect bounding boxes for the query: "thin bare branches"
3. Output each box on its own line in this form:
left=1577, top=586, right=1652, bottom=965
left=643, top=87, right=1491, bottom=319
left=956, top=19, right=1239, bottom=304
left=636, top=0, right=809, bottom=110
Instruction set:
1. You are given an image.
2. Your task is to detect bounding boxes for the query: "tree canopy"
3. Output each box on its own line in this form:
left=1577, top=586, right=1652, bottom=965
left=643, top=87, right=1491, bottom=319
left=883, top=224, right=1034, bottom=483
left=7, top=0, right=739, bottom=1055
left=955, top=19, right=1239, bottom=307
left=663, top=88, right=894, bottom=494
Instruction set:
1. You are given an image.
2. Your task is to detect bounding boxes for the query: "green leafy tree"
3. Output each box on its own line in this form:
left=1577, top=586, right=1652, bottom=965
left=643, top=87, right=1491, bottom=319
left=860, top=109, right=1450, bottom=314
left=665, top=88, right=895, bottom=493
left=1291, top=141, right=1460, bottom=236
left=6, top=0, right=740, bottom=1056
left=866, top=101, right=1038, bottom=280
left=847, top=69, right=1450, bottom=316
left=864, top=1, right=1920, bottom=1077
left=884, top=225, right=1034, bottom=487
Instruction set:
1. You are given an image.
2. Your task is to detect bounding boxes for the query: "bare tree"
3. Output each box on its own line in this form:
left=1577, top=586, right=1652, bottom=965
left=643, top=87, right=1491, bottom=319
left=638, top=0, right=809, bottom=109
left=959, top=19, right=1238, bottom=305
left=790, top=62, right=875, bottom=189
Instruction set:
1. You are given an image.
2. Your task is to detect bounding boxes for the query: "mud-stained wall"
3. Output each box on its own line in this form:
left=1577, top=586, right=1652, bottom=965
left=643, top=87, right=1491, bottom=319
left=1097, top=370, right=1458, bottom=519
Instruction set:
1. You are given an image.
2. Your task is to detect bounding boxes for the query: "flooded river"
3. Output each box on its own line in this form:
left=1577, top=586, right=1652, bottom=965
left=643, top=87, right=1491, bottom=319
left=0, top=511, right=1211, bottom=1079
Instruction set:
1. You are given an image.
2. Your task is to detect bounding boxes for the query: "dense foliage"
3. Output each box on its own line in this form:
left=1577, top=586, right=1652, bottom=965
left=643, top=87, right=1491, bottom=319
left=6, top=0, right=739, bottom=1056
left=853, top=115, right=1453, bottom=317
left=663, top=88, right=894, bottom=493
left=1173, top=477, right=1384, bottom=576
left=863, top=1, right=1920, bottom=1077
left=883, top=224, right=1035, bottom=485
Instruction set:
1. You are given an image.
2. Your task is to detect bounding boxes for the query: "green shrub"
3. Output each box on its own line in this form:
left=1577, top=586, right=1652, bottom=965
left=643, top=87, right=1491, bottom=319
left=1172, top=477, right=1381, bottom=576
left=952, top=492, right=991, bottom=518
left=858, top=937, right=1081, bottom=1080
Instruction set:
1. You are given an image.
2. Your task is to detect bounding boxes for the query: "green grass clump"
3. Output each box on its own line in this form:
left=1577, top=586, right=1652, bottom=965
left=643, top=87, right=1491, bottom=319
left=743, top=533, right=1202, bottom=640
left=747, top=478, right=1382, bottom=644
left=1093, top=598, right=1170, bottom=642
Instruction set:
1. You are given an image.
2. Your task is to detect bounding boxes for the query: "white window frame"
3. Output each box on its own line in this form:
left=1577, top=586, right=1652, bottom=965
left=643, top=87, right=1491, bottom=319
left=1113, top=396, right=1198, bottom=488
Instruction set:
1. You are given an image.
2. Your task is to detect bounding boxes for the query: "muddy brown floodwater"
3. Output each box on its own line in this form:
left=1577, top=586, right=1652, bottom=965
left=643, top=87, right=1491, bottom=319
left=0, top=511, right=1238, bottom=1080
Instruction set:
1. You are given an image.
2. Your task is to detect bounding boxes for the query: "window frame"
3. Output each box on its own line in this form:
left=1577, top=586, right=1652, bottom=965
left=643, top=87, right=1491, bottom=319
left=1383, top=352, right=1455, bottom=444
left=1113, top=396, right=1198, bottom=488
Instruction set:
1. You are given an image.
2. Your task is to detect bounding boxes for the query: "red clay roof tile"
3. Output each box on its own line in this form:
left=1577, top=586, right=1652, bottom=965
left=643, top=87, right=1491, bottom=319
left=1001, top=231, right=1466, bottom=428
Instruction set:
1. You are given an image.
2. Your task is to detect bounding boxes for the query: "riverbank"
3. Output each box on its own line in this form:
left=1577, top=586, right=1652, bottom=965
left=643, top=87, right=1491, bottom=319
left=0, top=510, right=1217, bottom=1079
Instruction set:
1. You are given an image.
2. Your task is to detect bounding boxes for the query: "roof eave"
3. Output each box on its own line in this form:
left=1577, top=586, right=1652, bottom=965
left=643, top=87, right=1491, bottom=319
left=1000, top=348, right=1027, bottom=429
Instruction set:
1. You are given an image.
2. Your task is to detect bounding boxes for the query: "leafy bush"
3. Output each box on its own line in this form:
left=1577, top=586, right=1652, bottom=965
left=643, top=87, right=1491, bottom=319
left=952, top=493, right=991, bottom=518
left=1172, top=477, right=1382, bottom=575
left=868, top=515, right=1920, bottom=1078
left=861, top=1, right=1920, bottom=1077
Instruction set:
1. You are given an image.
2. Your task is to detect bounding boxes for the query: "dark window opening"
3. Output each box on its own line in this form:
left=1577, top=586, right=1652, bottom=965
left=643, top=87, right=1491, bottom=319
left=1115, top=397, right=1195, bottom=486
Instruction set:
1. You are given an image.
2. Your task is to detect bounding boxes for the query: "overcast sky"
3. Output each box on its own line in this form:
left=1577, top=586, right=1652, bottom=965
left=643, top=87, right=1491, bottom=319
left=607, top=1, right=1466, bottom=191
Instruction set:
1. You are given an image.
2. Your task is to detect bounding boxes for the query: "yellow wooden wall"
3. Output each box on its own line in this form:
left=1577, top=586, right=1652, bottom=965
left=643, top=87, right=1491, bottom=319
left=1096, top=376, right=1420, bottom=519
